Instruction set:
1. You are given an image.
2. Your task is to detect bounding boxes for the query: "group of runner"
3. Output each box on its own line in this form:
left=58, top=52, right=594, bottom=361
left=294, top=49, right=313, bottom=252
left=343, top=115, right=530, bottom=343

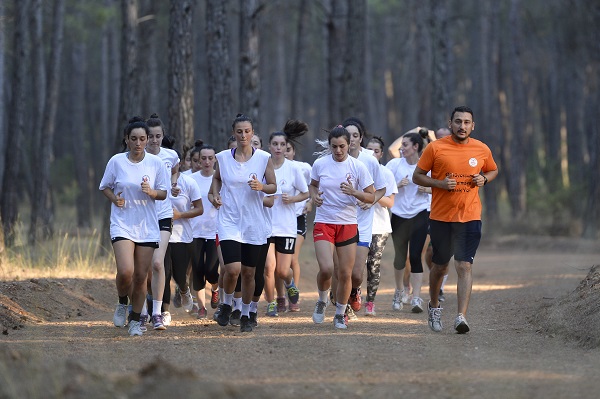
left=100, top=106, right=498, bottom=336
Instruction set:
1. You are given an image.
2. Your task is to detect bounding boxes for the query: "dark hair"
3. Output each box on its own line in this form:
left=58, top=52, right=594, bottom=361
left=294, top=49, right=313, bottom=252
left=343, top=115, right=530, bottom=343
left=125, top=116, right=149, bottom=137
left=190, top=144, right=216, bottom=158
left=162, top=134, right=176, bottom=149
left=328, top=125, right=350, bottom=144
left=146, top=113, right=166, bottom=134
left=403, top=132, right=424, bottom=153
left=226, top=135, right=236, bottom=147
left=231, top=113, right=253, bottom=130
left=342, top=116, right=368, bottom=146
left=450, top=106, right=474, bottom=121
left=369, top=136, right=385, bottom=150
left=269, top=119, right=309, bottom=145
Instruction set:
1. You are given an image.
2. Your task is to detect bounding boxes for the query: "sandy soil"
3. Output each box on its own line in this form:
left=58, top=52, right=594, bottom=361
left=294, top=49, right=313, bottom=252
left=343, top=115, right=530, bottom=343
left=1, top=235, right=599, bottom=398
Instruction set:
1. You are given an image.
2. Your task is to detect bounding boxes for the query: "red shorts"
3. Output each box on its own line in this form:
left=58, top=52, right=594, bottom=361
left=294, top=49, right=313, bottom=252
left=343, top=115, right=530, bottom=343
left=313, top=223, right=358, bottom=247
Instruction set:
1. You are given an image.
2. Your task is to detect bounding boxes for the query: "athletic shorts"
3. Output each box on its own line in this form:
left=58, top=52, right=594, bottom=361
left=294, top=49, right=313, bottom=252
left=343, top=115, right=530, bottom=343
left=296, top=215, right=307, bottom=238
left=271, top=236, right=296, bottom=254
left=219, top=240, right=264, bottom=267
left=429, top=220, right=482, bottom=264
left=159, top=218, right=173, bottom=233
left=111, top=237, right=159, bottom=249
left=313, top=223, right=358, bottom=247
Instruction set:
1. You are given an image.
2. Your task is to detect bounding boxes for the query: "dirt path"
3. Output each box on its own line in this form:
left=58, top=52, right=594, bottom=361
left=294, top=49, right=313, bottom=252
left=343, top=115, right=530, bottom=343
left=1, top=236, right=599, bottom=398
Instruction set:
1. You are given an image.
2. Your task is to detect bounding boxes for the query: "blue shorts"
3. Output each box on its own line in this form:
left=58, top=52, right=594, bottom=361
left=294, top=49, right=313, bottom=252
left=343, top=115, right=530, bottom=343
left=429, top=220, right=482, bottom=264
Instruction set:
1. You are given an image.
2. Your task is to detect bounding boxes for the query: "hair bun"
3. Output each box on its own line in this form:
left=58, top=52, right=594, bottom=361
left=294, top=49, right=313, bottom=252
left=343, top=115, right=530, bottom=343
left=149, top=113, right=159, bottom=119
left=236, top=113, right=244, bottom=118
left=128, top=115, right=145, bottom=123
left=194, top=139, right=204, bottom=147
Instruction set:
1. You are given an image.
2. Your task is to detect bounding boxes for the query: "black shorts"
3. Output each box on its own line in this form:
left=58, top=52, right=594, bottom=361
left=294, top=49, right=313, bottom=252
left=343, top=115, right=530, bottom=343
left=271, top=236, right=296, bottom=254
left=220, top=240, right=265, bottom=268
left=296, top=214, right=307, bottom=238
left=111, top=237, right=159, bottom=249
left=159, top=218, right=173, bottom=233
left=429, top=220, right=482, bottom=264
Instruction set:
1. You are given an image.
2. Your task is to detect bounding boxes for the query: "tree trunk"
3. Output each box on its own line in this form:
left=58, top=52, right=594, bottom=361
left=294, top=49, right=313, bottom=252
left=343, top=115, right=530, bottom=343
left=430, top=0, right=448, bottom=130
left=340, top=0, right=366, bottom=119
left=326, top=0, right=347, bottom=124
left=0, top=1, right=6, bottom=191
left=1, top=0, right=29, bottom=247
left=290, top=0, right=308, bottom=118
left=239, top=0, right=261, bottom=133
left=168, top=0, right=196, bottom=151
left=139, top=0, right=158, bottom=113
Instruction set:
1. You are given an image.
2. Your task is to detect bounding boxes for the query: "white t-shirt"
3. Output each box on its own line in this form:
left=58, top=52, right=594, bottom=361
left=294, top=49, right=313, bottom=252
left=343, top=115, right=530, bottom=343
left=386, top=157, right=430, bottom=218
left=169, top=173, right=202, bottom=243
left=310, top=154, right=374, bottom=225
left=271, top=159, right=309, bottom=238
left=189, top=171, right=218, bottom=239
left=372, top=164, right=397, bottom=235
left=149, top=147, right=179, bottom=220
left=291, top=160, right=312, bottom=217
left=99, top=152, right=169, bottom=243
left=355, top=148, right=388, bottom=241
left=216, top=148, right=271, bottom=245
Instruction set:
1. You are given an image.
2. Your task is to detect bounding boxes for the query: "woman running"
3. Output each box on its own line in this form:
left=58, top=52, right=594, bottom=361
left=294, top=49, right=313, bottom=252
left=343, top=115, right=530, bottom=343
left=210, top=114, right=277, bottom=333
left=385, top=132, right=431, bottom=313
left=310, top=125, right=375, bottom=329
left=363, top=137, right=397, bottom=316
left=99, top=116, right=168, bottom=336
left=263, top=120, right=309, bottom=316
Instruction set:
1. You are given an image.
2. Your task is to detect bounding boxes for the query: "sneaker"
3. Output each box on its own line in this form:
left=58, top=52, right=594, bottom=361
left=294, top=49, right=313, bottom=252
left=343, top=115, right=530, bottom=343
left=249, top=312, right=258, bottom=328
left=266, top=301, right=278, bottom=317
left=365, top=301, right=376, bottom=316
left=439, top=289, right=446, bottom=303
left=113, top=303, right=128, bottom=327
left=139, top=314, right=148, bottom=332
left=333, top=314, right=347, bottom=329
left=128, top=320, right=143, bottom=336
left=152, top=314, right=166, bottom=330
left=401, top=289, right=412, bottom=305
left=181, top=288, right=194, bottom=312
left=345, top=304, right=358, bottom=320
left=173, top=289, right=182, bottom=308
left=428, top=302, right=443, bottom=332
left=229, top=309, right=242, bottom=326
left=240, top=315, right=253, bottom=332
left=392, top=290, right=403, bottom=311
left=286, top=282, right=300, bottom=305
left=210, top=290, right=219, bottom=309
left=349, top=287, right=362, bottom=311
left=454, top=313, right=470, bottom=334
left=288, top=301, right=300, bottom=312
left=213, top=304, right=222, bottom=321
left=197, top=307, right=208, bottom=320
left=216, top=304, right=232, bottom=327
left=411, top=297, right=424, bottom=313
left=190, top=302, right=200, bottom=316
left=161, top=311, right=172, bottom=327
left=312, top=300, right=327, bottom=324
left=276, top=297, right=287, bottom=314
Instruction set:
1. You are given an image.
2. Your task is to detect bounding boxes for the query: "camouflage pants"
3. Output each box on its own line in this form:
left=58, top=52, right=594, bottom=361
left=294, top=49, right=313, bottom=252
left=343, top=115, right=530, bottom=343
left=366, top=233, right=389, bottom=302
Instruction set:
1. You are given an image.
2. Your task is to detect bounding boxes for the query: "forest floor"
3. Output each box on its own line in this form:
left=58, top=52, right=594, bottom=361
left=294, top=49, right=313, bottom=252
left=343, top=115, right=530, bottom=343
left=1, top=235, right=600, bottom=399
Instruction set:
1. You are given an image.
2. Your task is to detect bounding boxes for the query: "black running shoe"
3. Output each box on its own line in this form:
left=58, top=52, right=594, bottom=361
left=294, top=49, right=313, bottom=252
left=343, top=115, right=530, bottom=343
left=216, top=304, right=232, bottom=327
left=229, top=309, right=242, bottom=326
left=249, top=311, right=258, bottom=328
left=240, top=315, right=253, bottom=332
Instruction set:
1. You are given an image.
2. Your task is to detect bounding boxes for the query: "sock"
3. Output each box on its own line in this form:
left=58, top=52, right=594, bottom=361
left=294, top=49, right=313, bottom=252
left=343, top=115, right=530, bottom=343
left=284, top=277, right=294, bottom=288
left=350, top=288, right=357, bottom=296
left=141, top=300, right=148, bottom=317
left=153, top=300, right=163, bottom=316
left=234, top=297, right=242, bottom=311
left=130, top=311, right=141, bottom=322
left=242, top=302, right=250, bottom=317
left=119, top=295, right=128, bottom=305
left=318, top=289, right=329, bottom=303
left=218, top=287, right=224, bottom=303
left=335, top=302, right=346, bottom=316
left=224, top=292, right=233, bottom=306
left=250, top=301, right=258, bottom=313
left=441, top=274, right=448, bottom=291
left=403, top=286, right=411, bottom=295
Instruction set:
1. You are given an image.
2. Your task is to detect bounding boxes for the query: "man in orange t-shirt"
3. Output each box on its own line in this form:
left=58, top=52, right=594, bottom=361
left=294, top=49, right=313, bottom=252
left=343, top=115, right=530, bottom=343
left=413, top=106, right=498, bottom=334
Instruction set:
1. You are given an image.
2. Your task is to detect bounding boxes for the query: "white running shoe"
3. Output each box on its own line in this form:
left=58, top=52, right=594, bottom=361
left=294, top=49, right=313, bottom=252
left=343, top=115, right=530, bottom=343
left=401, top=289, right=412, bottom=305
left=454, top=313, right=470, bottom=334
left=333, top=314, right=347, bottom=329
left=113, top=303, right=128, bottom=327
left=128, top=320, right=143, bottom=336
left=312, top=300, right=327, bottom=324
left=345, top=304, right=358, bottom=320
left=161, top=311, right=172, bottom=326
left=392, top=290, right=403, bottom=311
left=428, top=302, right=443, bottom=332
left=411, top=297, right=424, bottom=313
left=181, top=288, right=194, bottom=312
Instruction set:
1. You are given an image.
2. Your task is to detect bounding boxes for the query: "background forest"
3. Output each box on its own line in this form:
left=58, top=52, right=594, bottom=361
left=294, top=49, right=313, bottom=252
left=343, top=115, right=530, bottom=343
left=0, top=0, right=599, bottom=251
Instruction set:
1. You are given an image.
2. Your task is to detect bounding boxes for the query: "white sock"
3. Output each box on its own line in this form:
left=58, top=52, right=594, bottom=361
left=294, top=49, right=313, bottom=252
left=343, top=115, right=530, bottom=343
left=335, top=302, right=346, bottom=316
left=152, top=300, right=163, bottom=316
left=242, top=302, right=250, bottom=317
left=224, top=292, right=234, bottom=306
left=318, top=289, right=329, bottom=303
left=234, top=297, right=243, bottom=311
left=141, top=300, right=148, bottom=317
left=218, top=287, right=224, bottom=303
left=250, top=301, right=258, bottom=313
left=441, top=274, right=449, bottom=291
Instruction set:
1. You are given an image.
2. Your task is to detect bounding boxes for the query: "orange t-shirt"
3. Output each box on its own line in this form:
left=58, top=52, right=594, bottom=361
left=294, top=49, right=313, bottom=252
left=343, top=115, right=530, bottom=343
left=417, top=135, right=497, bottom=222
